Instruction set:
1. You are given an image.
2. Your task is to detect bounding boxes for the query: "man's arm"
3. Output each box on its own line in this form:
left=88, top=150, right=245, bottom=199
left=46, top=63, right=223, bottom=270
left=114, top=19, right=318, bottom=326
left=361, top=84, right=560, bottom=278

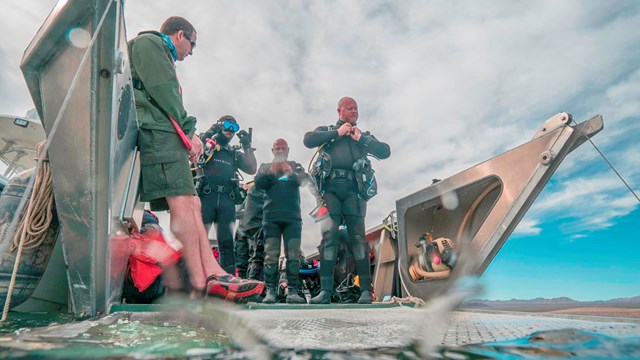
left=303, top=126, right=336, bottom=148
left=359, top=132, right=391, bottom=159
left=237, top=148, right=257, bottom=175
left=289, top=161, right=310, bottom=186
left=254, top=163, right=275, bottom=190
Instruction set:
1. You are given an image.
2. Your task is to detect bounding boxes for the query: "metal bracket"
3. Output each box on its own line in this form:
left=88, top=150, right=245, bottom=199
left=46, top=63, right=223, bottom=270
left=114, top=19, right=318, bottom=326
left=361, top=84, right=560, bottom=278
left=114, top=50, right=125, bottom=74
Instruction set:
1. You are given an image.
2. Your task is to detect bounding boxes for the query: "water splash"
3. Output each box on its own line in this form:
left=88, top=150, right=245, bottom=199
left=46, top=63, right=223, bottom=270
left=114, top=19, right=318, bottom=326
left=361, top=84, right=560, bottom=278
left=411, top=275, right=484, bottom=358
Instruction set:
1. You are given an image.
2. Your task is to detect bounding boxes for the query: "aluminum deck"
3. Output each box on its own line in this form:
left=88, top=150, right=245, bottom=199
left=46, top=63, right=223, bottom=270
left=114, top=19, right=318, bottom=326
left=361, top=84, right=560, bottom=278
left=445, top=310, right=640, bottom=345
left=229, top=304, right=640, bottom=350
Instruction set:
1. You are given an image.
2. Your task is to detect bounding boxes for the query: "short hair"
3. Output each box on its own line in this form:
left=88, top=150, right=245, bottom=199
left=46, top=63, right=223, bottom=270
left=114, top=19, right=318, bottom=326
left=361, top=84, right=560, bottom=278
left=160, top=16, right=196, bottom=38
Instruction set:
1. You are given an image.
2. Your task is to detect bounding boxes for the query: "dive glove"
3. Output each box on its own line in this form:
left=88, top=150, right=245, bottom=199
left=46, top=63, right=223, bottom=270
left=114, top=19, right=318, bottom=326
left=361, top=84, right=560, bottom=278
left=237, top=130, right=252, bottom=149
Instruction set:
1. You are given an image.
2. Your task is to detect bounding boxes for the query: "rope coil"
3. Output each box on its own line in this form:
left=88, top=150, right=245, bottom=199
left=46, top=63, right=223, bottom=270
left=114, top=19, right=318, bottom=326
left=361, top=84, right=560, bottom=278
left=381, top=296, right=425, bottom=308
left=11, top=141, right=54, bottom=251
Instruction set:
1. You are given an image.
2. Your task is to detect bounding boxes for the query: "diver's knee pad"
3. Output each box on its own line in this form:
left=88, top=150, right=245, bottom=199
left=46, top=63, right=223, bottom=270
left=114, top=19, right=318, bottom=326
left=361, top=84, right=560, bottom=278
left=351, top=234, right=367, bottom=260
left=320, top=238, right=338, bottom=261
left=263, top=238, right=281, bottom=264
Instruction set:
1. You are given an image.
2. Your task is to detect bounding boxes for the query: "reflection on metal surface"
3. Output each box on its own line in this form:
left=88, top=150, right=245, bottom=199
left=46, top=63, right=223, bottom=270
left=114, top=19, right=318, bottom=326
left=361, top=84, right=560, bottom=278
left=117, top=84, right=133, bottom=140
left=20, top=0, right=138, bottom=316
left=394, top=113, right=603, bottom=301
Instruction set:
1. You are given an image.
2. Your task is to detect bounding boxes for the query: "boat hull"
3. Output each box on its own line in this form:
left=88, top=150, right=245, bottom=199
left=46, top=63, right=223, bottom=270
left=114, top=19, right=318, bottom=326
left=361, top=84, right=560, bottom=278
left=0, top=170, right=60, bottom=310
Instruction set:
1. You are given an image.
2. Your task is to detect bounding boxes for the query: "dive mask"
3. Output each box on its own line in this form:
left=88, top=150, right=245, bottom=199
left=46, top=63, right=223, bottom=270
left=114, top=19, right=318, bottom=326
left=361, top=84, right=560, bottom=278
left=222, top=120, right=240, bottom=133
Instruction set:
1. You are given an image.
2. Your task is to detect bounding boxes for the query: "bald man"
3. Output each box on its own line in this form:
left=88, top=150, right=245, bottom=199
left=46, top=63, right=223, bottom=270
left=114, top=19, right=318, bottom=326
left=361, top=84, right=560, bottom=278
left=254, top=139, right=310, bottom=304
left=303, top=97, right=390, bottom=304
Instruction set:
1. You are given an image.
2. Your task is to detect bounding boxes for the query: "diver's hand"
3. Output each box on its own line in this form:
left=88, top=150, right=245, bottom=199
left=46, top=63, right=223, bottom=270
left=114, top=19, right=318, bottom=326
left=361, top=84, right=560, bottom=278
left=204, top=123, right=222, bottom=139
left=350, top=126, right=362, bottom=141
left=281, top=162, right=293, bottom=174
left=337, top=123, right=352, bottom=137
left=237, top=130, right=252, bottom=149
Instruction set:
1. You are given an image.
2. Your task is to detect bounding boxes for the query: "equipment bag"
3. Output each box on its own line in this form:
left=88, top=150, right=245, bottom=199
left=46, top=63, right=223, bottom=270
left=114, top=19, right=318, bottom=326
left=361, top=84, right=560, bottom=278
left=332, top=273, right=361, bottom=303
left=310, top=149, right=332, bottom=195
left=353, top=157, right=378, bottom=201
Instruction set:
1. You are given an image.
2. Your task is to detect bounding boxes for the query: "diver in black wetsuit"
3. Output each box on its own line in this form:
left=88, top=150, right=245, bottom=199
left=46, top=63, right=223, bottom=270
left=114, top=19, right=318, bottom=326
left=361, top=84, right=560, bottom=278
left=303, top=97, right=390, bottom=304
left=199, top=115, right=256, bottom=274
left=234, top=183, right=265, bottom=280
left=255, top=138, right=310, bottom=304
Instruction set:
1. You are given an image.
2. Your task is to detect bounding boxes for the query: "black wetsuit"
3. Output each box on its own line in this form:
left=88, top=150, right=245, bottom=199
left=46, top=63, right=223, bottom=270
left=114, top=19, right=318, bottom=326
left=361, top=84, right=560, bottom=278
left=234, top=185, right=265, bottom=280
left=303, top=120, right=390, bottom=294
left=199, top=132, right=256, bottom=274
left=254, top=161, right=309, bottom=290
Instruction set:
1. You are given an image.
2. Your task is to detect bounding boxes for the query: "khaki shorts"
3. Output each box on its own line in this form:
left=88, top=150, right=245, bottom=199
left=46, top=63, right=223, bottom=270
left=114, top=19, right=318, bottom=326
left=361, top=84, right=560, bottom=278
left=138, top=128, right=195, bottom=210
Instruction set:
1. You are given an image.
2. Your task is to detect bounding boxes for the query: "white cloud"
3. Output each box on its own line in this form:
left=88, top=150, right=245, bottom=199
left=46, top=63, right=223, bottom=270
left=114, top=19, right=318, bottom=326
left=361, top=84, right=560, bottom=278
left=524, top=171, right=638, bottom=235
left=569, top=234, right=587, bottom=241
left=513, top=219, right=542, bottom=236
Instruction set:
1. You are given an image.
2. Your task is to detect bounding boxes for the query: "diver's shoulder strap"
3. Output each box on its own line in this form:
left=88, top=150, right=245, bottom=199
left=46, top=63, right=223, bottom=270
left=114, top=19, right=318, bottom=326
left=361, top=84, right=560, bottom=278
left=321, top=124, right=337, bottom=151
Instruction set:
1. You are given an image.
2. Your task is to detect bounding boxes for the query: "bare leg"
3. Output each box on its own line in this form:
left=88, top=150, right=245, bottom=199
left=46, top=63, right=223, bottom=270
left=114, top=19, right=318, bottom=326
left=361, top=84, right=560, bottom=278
left=193, top=196, right=226, bottom=277
left=166, top=195, right=227, bottom=289
left=166, top=195, right=208, bottom=289
left=167, top=195, right=264, bottom=301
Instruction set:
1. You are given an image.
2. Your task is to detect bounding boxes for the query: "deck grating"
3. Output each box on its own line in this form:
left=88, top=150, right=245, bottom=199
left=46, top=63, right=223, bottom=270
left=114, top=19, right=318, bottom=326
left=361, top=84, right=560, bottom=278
left=229, top=305, right=640, bottom=350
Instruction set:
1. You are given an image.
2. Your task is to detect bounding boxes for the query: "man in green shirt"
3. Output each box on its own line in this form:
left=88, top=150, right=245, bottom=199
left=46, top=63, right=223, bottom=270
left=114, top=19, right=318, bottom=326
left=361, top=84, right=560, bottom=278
left=129, top=16, right=263, bottom=301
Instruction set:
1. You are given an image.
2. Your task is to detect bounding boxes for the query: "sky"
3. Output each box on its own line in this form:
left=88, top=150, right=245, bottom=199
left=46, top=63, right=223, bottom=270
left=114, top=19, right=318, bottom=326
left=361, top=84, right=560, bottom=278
left=1, top=0, right=638, bottom=301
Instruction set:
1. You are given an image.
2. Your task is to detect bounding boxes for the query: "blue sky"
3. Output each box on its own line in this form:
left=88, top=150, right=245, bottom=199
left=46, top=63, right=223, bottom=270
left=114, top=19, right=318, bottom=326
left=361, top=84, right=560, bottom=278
left=1, top=1, right=638, bottom=301
left=483, top=161, right=640, bottom=301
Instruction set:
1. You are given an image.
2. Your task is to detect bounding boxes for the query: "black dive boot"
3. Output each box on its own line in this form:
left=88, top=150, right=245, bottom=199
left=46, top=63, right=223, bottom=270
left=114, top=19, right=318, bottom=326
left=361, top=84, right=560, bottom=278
left=311, top=261, right=335, bottom=304
left=262, top=286, right=278, bottom=304
left=355, top=258, right=373, bottom=304
left=286, top=287, right=306, bottom=304
left=358, top=290, right=373, bottom=304
left=310, top=290, right=332, bottom=304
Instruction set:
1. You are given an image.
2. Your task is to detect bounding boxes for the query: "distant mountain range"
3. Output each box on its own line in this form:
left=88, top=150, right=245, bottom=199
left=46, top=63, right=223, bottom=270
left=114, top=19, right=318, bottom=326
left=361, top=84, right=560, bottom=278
left=461, top=296, right=640, bottom=312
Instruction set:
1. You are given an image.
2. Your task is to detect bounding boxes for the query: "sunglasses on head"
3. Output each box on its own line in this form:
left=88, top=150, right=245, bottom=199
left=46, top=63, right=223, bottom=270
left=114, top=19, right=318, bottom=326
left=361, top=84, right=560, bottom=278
left=222, top=120, right=239, bottom=133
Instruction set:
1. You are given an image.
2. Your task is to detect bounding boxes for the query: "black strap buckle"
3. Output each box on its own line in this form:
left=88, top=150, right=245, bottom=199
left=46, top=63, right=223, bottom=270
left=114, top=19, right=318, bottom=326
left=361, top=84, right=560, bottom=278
left=212, top=185, right=229, bottom=193
left=329, top=169, right=354, bottom=180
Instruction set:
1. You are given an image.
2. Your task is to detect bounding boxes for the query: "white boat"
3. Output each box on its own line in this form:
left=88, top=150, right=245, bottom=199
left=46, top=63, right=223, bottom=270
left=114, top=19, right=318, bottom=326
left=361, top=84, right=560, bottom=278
left=0, top=115, right=45, bottom=183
